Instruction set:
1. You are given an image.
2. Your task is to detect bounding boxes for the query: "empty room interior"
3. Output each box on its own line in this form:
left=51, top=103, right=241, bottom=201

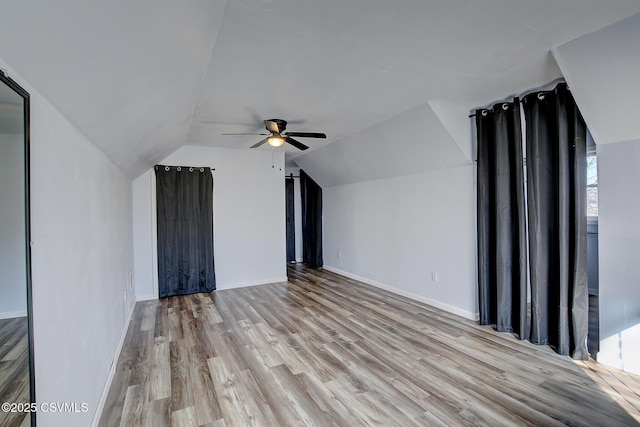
left=1, top=1, right=640, bottom=426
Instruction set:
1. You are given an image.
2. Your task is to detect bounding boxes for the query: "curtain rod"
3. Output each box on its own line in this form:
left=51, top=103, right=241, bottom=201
left=469, top=102, right=513, bottom=118
left=154, top=165, right=215, bottom=171
left=469, top=80, right=567, bottom=118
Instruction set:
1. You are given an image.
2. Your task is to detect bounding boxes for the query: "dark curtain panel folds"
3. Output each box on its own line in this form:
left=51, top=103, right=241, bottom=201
left=300, top=170, right=323, bottom=268
left=523, top=83, right=588, bottom=359
left=155, top=165, right=216, bottom=297
left=476, top=100, right=528, bottom=339
left=285, top=178, right=295, bottom=262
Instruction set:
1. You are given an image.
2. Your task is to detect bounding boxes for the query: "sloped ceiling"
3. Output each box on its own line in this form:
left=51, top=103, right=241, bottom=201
left=0, top=0, right=228, bottom=177
left=1, top=1, right=639, bottom=178
left=553, top=12, right=640, bottom=146
left=294, top=103, right=469, bottom=188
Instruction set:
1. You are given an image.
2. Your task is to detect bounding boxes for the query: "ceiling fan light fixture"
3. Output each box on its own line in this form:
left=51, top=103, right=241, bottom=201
left=222, top=119, right=322, bottom=151
left=267, top=134, right=285, bottom=147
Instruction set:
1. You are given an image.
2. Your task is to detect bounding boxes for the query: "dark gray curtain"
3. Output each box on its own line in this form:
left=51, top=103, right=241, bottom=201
left=476, top=83, right=589, bottom=360
left=155, top=165, right=216, bottom=297
left=285, top=177, right=295, bottom=262
left=523, top=83, right=588, bottom=359
left=300, top=170, right=323, bottom=268
left=476, top=99, right=528, bottom=338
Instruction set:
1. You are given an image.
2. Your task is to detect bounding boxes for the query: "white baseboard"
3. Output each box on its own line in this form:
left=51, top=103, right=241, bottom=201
left=0, top=310, right=28, bottom=320
left=91, top=301, right=136, bottom=427
left=323, top=265, right=478, bottom=321
left=136, top=294, right=156, bottom=302
left=215, top=276, right=289, bottom=291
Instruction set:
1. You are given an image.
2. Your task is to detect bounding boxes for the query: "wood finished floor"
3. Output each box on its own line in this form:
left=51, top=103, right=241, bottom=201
left=0, top=317, right=30, bottom=427
left=100, top=265, right=640, bottom=426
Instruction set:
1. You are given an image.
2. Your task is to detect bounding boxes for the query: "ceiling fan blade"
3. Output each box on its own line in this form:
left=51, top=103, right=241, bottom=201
left=285, top=136, right=309, bottom=151
left=285, top=132, right=327, bottom=139
left=222, top=133, right=269, bottom=136
left=264, top=120, right=280, bottom=133
left=250, top=137, right=269, bottom=149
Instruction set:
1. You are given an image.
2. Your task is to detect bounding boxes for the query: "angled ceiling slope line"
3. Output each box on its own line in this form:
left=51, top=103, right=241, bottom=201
left=553, top=12, right=640, bottom=146
left=0, top=1, right=230, bottom=179
left=293, top=103, right=471, bottom=188
left=428, top=101, right=474, bottom=163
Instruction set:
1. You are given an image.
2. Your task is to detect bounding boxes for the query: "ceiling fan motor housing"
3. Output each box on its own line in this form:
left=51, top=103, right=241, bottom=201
left=267, top=119, right=287, bottom=133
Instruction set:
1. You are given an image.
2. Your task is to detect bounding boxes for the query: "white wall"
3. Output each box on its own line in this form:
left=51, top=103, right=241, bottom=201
left=0, top=133, right=27, bottom=318
left=133, top=145, right=287, bottom=299
left=132, top=170, right=154, bottom=300
left=596, top=139, right=640, bottom=375
left=1, top=58, right=135, bottom=426
left=323, top=164, right=477, bottom=319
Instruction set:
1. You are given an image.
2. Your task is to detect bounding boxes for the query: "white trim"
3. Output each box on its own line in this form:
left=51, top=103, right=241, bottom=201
left=90, top=301, right=136, bottom=427
left=323, top=265, right=478, bottom=321
left=136, top=294, right=156, bottom=302
left=0, top=310, right=28, bottom=320
left=215, top=276, right=289, bottom=291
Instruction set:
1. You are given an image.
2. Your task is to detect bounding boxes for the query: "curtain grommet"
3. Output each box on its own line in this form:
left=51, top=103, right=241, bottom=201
left=502, top=103, right=509, bottom=110
left=164, top=166, right=170, bottom=171
left=200, top=168, right=204, bottom=172
left=177, top=166, right=181, bottom=171
left=481, top=110, right=488, bottom=117
left=189, top=167, right=193, bottom=172
left=538, top=92, right=545, bottom=100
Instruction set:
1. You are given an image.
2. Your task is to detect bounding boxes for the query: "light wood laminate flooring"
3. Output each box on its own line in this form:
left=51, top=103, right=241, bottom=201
left=0, top=317, right=30, bottom=427
left=99, top=264, right=640, bottom=426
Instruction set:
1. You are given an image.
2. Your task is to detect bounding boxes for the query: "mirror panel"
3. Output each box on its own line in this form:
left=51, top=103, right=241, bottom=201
left=0, top=70, right=34, bottom=426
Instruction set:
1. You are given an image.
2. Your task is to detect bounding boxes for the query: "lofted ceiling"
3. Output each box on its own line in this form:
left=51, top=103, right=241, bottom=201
left=1, top=0, right=639, bottom=178
left=553, top=12, right=640, bottom=146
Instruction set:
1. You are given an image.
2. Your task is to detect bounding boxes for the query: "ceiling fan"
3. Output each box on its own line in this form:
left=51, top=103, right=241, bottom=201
left=223, top=119, right=326, bottom=151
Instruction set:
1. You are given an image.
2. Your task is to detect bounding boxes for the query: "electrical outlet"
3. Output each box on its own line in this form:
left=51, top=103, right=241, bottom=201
left=431, top=272, right=439, bottom=282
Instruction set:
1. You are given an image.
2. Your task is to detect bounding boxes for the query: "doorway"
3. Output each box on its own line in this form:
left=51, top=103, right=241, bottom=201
left=285, top=170, right=303, bottom=264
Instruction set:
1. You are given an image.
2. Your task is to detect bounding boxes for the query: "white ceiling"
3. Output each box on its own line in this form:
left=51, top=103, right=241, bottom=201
left=294, top=103, right=470, bottom=188
left=1, top=0, right=639, bottom=178
left=553, top=12, right=640, bottom=146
